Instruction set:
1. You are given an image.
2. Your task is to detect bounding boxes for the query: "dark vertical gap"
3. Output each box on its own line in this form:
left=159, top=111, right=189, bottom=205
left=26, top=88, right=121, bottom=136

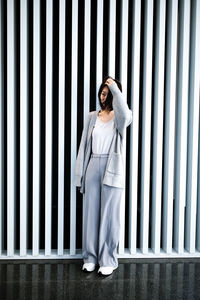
left=149, top=0, right=157, bottom=250
left=161, top=0, right=170, bottom=250
left=51, top=0, right=59, bottom=250
left=15, top=0, right=20, bottom=251
left=64, top=0, right=72, bottom=250
left=28, top=0, right=33, bottom=250
left=115, top=0, right=121, bottom=79
left=102, top=0, right=109, bottom=78
left=137, top=0, right=145, bottom=249
left=90, top=0, right=97, bottom=112
left=76, top=0, right=85, bottom=250
left=125, top=0, right=133, bottom=249
left=40, top=0, right=46, bottom=250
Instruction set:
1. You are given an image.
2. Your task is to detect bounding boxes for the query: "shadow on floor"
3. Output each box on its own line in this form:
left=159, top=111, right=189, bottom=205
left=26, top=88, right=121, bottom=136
left=0, top=258, right=200, bottom=299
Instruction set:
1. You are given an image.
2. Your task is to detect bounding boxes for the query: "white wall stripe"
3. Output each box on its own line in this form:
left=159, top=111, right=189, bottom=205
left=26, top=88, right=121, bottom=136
left=151, top=0, right=166, bottom=254
left=70, top=0, right=78, bottom=255
left=162, top=0, right=178, bottom=254
left=45, top=0, right=53, bottom=256
left=129, top=0, right=141, bottom=255
left=108, top=0, right=116, bottom=77
left=118, top=0, right=129, bottom=255
left=20, top=0, right=28, bottom=256
left=174, top=0, right=190, bottom=254
left=140, top=0, right=154, bottom=254
left=96, top=0, right=104, bottom=107
left=82, top=0, right=91, bottom=234
left=84, top=0, right=91, bottom=119
left=185, top=0, right=200, bottom=253
left=7, top=0, right=15, bottom=257
left=32, top=0, right=41, bottom=256
left=57, top=0, right=66, bottom=256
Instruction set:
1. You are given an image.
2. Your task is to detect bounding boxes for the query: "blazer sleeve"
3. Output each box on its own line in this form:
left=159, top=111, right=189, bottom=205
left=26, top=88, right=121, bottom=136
left=73, top=112, right=91, bottom=187
left=108, top=81, right=133, bottom=138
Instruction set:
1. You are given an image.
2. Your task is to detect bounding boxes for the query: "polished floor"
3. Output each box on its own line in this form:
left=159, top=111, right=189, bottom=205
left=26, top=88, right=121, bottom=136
left=0, top=258, right=200, bottom=299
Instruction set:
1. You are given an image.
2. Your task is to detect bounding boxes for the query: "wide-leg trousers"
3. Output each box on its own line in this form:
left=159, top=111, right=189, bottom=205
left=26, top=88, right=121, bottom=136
left=82, top=153, right=123, bottom=268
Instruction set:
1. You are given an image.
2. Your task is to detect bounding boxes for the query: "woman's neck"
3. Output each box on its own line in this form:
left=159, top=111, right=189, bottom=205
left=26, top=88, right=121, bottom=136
left=99, top=108, right=112, bottom=114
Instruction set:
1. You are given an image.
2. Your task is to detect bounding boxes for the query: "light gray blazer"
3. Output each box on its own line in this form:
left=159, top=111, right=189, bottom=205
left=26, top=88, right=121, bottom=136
left=73, top=81, right=133, bottom=194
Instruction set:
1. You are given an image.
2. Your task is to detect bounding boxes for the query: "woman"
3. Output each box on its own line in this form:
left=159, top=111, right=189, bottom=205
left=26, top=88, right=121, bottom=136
left=73, top=76, right=133, bottom=276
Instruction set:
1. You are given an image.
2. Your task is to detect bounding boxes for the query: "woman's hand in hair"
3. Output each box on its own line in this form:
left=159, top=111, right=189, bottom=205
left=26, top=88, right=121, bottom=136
left=105, top=77, right=115, bottom=87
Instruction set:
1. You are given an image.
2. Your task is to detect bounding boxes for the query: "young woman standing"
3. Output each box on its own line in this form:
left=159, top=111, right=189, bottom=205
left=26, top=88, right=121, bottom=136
left=74, top=76, right=133, bottom=276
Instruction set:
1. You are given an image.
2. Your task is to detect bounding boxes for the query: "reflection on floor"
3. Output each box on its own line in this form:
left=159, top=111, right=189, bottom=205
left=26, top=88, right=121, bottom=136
left=0, top=258, right=200, bottom=299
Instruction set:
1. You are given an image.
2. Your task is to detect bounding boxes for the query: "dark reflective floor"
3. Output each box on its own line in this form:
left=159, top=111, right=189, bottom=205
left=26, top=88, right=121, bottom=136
left=0, top=258, right=200, bottom=299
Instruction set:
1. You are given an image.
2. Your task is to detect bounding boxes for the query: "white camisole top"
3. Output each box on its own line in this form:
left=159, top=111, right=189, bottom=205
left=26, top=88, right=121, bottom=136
left=92, top=116, right=115, bottom=154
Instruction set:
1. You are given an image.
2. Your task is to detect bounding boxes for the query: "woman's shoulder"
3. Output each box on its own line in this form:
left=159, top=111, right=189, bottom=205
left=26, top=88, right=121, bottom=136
left=84, top=111, right=97, bottom=123
left=88, top=110, right=98, bottom=116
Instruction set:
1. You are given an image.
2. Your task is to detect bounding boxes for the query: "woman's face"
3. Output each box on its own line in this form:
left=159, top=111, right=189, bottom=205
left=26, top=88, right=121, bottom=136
left=100, top=86, right=109, bottom=104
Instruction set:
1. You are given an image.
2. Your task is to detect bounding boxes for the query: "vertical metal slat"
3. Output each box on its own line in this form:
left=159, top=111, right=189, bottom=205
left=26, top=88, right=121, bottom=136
left=84, top=0, right=91, bottom=117
left=140, top=0, right=154, bottom=254
left=151, top=0, right=166, bottom=254
left=7, top=0, right=15, bottom=257
left=82, top=0, right=91, bottom=240
left=96, top=0, right=104, bottom=107
left=129, top=0, right=141, bottom=255
left=185, top=0, right=200, bottom=253
left=45, top=0, right=53, bottom=256
left=20, top=0, right=28, bottom=257
left=70, top=0, right=78, bottom=255
left=174, top=0, right=190, bottom=254
left=108, top=0, right=116, bottom=77
left=118, top=0, right=129, bottom=254
left=162, top=0, right=178, bottom=254
left=32, top=0, right=41, bottom=256
left=57, top=0, right=66, bottom=256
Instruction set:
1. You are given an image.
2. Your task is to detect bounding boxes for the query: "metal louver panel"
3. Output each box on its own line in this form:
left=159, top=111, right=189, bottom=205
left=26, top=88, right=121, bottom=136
left=0, top=0, right=199, bottom=260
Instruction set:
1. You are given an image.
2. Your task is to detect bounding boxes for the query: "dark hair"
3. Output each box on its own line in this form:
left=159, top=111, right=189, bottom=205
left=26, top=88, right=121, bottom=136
left=98, top=76, right=122, bottom=111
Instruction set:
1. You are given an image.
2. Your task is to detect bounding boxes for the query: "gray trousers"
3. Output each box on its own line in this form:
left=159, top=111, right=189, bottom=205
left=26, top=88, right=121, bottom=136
left=82, top=153, right=123, bottom=268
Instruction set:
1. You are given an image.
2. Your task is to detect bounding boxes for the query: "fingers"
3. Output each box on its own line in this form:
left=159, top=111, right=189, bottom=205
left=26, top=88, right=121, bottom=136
left=105, top=78, right=114, bottom=86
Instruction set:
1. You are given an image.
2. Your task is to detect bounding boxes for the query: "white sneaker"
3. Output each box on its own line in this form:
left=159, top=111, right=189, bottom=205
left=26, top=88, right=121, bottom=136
left=98, top=265, right=118, bottom=275
left=82, top=262, right=96, bottom=272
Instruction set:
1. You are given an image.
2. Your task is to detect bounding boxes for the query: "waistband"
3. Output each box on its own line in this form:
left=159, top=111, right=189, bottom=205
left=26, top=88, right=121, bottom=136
left=91, top=153, right=109, bottom=158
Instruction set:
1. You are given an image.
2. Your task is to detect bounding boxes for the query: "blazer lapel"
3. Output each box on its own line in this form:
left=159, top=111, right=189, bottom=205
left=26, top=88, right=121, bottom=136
left=87, top=111, right=98, bottom=143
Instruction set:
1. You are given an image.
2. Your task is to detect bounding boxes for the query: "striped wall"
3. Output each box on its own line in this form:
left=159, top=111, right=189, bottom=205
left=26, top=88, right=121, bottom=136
left=0, top=0, right=200, bottom=259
